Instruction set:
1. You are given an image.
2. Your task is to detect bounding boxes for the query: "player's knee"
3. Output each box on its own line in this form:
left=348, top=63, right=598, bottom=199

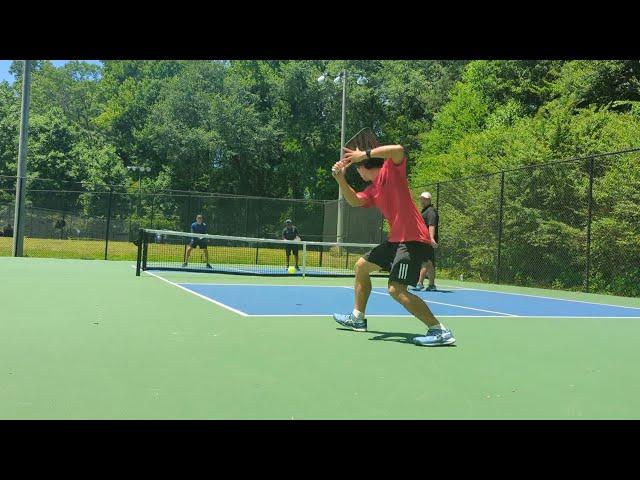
left=355, top=258, right=369, bottom=275
left=388, top=282, right=407, bottom=299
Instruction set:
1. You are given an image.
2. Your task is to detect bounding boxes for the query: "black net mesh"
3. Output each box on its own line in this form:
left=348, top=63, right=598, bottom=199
left=139, top=229, right=384, bottom=277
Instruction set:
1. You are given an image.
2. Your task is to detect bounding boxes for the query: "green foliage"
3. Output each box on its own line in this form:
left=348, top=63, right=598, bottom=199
left=410, top=60, right=640, bottom=296
left=2, top=59, right=639, bottom=295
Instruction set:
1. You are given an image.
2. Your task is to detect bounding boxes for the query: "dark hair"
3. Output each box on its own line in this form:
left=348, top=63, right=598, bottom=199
left=358, top=157, right=385, bottom=169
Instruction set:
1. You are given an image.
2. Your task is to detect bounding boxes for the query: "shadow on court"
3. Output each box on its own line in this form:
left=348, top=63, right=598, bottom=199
left=336, top=328, right=457, bottom=346
left=409, top=289, right=455, bottom=294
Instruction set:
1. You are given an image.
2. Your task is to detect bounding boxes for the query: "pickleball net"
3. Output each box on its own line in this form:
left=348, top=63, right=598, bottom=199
left=135, top=229, right=387, bottom=277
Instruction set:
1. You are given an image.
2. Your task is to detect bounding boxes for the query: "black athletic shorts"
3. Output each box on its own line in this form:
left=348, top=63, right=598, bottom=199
left=285, top=245, right=299, bottom=255
left=189, top=238, right=208, bottom=249
left=422, top=244, right=436, bottom=267
left=363, top=241, right=430, bottom=286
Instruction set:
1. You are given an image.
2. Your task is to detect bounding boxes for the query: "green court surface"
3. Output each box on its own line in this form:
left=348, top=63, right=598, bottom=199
left=1, top=256, right=640, bottom=419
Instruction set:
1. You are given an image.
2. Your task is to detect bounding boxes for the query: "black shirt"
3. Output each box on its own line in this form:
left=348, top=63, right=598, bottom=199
left=421, top=205, right=439, bottom=242
left=282, top=226, right=299, bottom=240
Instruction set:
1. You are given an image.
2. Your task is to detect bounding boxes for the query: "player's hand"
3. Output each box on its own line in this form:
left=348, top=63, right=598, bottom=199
left=331, top=159, right=349, bottom=179
left=431, top=240, right=438, bottom=248
left=342, top=147, right=367, bottom=164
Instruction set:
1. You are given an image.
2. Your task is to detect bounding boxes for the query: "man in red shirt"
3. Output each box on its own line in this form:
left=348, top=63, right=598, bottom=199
left=330, top=144, right=455, bottom=346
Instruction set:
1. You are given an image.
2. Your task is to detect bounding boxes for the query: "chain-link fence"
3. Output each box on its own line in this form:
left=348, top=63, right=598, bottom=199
left=412, top=148, right=640, bottom=297
left=3, top=148, right=639, bottom=297
left=0, top=176, right=386, bottom=261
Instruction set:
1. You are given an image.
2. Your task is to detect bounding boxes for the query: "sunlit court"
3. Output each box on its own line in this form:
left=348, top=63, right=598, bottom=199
left=1, top=59, right=640, bottom=420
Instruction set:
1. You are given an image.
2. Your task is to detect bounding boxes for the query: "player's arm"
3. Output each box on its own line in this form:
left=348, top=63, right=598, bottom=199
left=426, top=210, right=438, bottom=247
left=429, top=226, right=438, bottom=248
left=342, top=145, right=405, bottom=166
left=330, top=164, right=366, bottom=207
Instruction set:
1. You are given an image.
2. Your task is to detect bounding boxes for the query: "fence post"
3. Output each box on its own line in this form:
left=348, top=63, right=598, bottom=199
left=183, top=193, right=192, bottom=262
left=185, top=194, right=192, bottom=230
left=150, top=193, right=156, bottom=229
left=104, top=188, right=113, bottom=260
left=496, top=171, right=505, bottom=284
left=585, top=157, right=595, bottom=293
left=245, top=197, right=250, bottom=237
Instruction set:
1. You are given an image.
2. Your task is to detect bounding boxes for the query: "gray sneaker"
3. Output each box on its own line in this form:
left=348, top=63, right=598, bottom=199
left=413, top=328, right=455, bottom=347
left=332, top=313, right=367, bottom=332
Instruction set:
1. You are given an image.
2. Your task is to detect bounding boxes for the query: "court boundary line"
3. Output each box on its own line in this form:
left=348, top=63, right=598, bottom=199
left=176, top=282, right=513, bottom=317
left=448, top=286, right=640, bottom=311
left=178, top=283, right=350, bottom=288
left=239, top=314, right=640, bottom=318
left=143, top=270, right=249, bottom=317
left=365, top=289, right=518, bottom=317
left=136, top=267, right=640, bottom=318
left=134, top=265, right=640, bottom=311
left=243, top=314, right=502, bottom=318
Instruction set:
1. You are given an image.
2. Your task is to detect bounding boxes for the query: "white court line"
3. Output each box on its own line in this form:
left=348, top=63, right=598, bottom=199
left=136, top=267, right=640, bottom=318
left=143, top=270, right=249, bottom=317
left=347, top=287, right=518, bottom=317
left=500, top=315, right=640, bottom=319
left=243, top=314, right=504, bottom=318
left=243, top=314, right=640, bottom=318
left=449, top=286, right=640, bottom=311
left=135, top=263, right=639, bottom=311
left=177, top=283, right=349, bottom=287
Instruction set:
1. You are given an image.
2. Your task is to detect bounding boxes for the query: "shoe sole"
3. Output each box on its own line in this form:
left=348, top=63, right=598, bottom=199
left=414, top=338, right=456, bottom=347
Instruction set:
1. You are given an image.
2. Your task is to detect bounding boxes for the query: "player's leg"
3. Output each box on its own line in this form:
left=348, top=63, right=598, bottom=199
left=388, top=281, right=439, bottom=327
left=425, top=259, right=436, bottom=290
left=183, top=245, right=194, bottom=266
left=293, top=247, right=300, bottom=270
left=332, top=243, right=391, bottom=332
left=285, top=246, right=291, bottom=268
left=388, top=243, right=454, bottom=346
left=203, top=246, right=212, bottom=268
left=415, top=262, right=428, bottom=290
left=423, top=245, right=436, bottom=291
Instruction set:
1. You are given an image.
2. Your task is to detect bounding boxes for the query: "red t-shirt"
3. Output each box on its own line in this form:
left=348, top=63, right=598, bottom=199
left=356, top=157, right=431, bottom=244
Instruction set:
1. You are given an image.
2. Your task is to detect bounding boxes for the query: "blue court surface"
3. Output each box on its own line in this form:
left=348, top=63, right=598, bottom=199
left=176, top=283, right=640, bottom=318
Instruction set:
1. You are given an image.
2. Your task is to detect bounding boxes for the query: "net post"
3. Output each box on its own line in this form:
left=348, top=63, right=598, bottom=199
left=142, top=230, right=149, bottom=271
left=345, top=248, right=350, bottom=270
left=136, top=228, right=143, bottom=276
left=302, top=241, right=307, bottom=278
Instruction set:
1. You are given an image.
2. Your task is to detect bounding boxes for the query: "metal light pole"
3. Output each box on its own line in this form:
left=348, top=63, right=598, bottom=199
left=12, top=60, right=33, bottom=257
left=318, top=69, right=367, bottom=244
left=338, top=70, right=347, bottom=245
left=127, top=165, right=151, bottom=218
